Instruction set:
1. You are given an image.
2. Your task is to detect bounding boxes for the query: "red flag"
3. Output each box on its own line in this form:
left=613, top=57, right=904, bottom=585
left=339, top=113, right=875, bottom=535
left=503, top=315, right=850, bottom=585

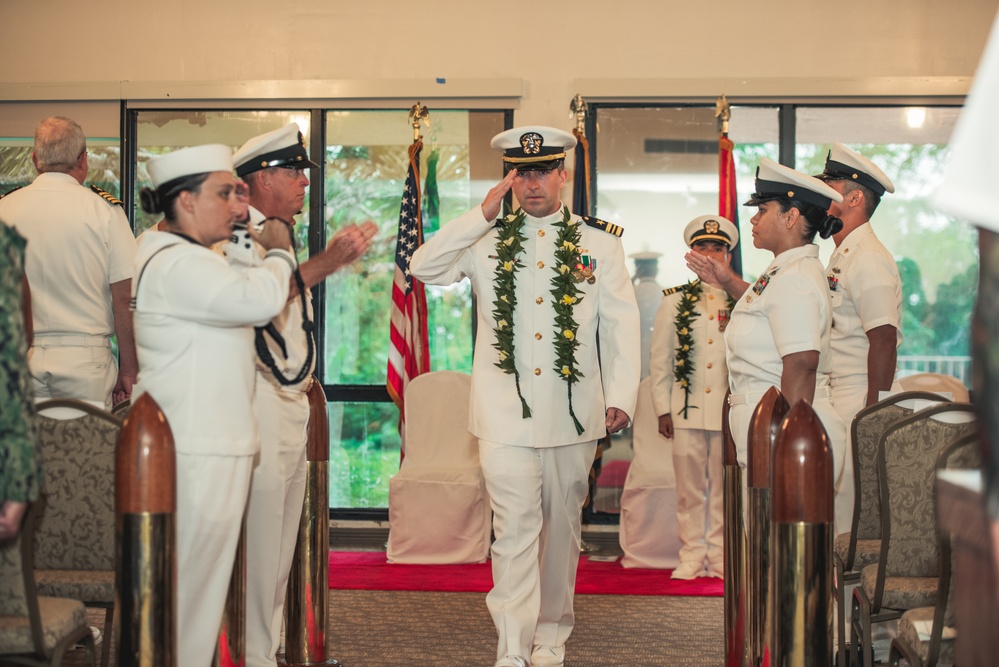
left=718, top=135, right=743, bottom=277
left=388, top=140, right=431, bottom=446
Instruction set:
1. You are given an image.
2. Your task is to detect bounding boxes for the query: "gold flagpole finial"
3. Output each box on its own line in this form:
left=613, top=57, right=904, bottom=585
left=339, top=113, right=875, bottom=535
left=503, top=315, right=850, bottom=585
left=569, top=94, right=588, bottom=136
left=409, top=102, right=430, bottom=142
left=715, top=95, right=731, bottom=136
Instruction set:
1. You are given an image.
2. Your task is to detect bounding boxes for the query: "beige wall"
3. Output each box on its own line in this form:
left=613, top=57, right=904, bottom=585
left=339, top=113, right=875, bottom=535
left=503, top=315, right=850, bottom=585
left=2, top=0, right=998, bottom=127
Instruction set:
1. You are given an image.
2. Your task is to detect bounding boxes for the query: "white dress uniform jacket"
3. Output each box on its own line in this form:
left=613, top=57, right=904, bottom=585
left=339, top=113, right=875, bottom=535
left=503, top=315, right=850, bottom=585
left=725, top=245, right=845, bottom=477
left=649, top=282, right=730, bottom=429
left=0, top=172, right=136, bottom=337
left=826, top=222, right=903, bottom=417
left=410, top=205, right=641, bottom=444
left=131, top=231, right=294, bottom=455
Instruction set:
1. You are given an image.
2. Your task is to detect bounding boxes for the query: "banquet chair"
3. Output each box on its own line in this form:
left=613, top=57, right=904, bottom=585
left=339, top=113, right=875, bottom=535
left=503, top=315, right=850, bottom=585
left=897, top=373, right=970, bottom=402
left=834, top=391, right=948, bottom=667
left=619, top=376, right=681, bottom=569
left=888, top=433, right=981, bottom=667
left=0, top=504, right=95, bottom=667
left=850, top=402, right=977, bottom=667
left=387, top=371, right=491, bottom=564
left=32, top=399, right=121, bottom=667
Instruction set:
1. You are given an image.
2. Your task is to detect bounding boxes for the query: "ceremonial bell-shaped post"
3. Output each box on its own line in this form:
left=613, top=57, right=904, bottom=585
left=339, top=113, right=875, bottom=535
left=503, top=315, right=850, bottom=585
left=282, top=377, right=340, bottom=666
left=746, top=387, right=789, bottom=667
left=116, top=393, right=177, bottom=667
left=723, top=392, right=748, bottom=667
left=213, top=519, right=247, bottom=667
left=771, top=401, right=834, bottom=667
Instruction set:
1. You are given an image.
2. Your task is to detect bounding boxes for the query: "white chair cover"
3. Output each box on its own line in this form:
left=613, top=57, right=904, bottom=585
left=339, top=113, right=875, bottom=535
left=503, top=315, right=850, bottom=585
left=897, top=373, right=970, bottom=402
left=618, top=377, right=682, bottom=569
left=386, top=371, right=491, bottom=564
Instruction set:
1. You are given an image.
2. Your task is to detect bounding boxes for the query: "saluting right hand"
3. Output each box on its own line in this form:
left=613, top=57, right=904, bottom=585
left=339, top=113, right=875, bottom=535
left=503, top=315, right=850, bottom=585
left=250, top=218, right=293, bottom=252
left=480, top=169, right=518, bottom=222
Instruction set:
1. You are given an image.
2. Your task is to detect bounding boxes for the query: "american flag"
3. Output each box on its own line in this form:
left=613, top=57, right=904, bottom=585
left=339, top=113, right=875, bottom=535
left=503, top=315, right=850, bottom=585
left=387, top=139, right=430, bottom=444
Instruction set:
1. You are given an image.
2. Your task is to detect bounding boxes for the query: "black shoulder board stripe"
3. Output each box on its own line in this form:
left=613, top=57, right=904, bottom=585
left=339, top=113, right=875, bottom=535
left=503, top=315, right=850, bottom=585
left=0, top=185, right=23, bottom=200
left=581, top=215, right=624, bottom=237
left=91, top=185, right=123, bottom=207
left=662, top=285, right=684, bottom=296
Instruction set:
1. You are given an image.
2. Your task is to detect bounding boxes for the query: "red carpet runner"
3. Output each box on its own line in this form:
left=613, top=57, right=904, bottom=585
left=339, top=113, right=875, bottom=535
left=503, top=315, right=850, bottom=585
left=329, top=551, right=723, bottom=597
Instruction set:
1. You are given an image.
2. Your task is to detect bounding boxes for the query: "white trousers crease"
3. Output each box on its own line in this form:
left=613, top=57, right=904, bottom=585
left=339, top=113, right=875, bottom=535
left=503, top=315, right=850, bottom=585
left=245, top=383, right=310, bottom=667
left=672, top=428, right=724, bottom=565
left=479, top=439, right=596, bottom=660
left=175, top=453, right=254, bottom=667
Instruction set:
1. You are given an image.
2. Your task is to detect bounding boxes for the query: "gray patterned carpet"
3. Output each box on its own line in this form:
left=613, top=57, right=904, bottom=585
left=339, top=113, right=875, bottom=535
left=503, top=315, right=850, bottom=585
left=20, top=589, right=724, bottom=667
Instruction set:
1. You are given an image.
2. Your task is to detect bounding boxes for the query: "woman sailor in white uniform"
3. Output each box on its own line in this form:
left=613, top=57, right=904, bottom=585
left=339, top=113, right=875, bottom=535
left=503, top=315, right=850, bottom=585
left=687, top=157, right=847, bottom=481
left=130, top=144, right=296, bottom=667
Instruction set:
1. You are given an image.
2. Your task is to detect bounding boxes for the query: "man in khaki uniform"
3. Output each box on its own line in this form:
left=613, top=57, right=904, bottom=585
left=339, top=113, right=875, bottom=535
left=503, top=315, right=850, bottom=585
left=650, top=214, right=737, bottom=580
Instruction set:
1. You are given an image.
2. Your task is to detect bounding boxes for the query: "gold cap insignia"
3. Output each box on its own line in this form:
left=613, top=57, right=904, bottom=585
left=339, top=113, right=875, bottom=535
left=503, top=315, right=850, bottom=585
left=520, top=132, right=543, bottom=155
left=705, top=220, right=719, bottom=234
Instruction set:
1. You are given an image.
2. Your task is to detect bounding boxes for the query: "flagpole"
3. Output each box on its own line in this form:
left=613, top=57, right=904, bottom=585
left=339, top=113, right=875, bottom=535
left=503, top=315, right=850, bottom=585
left=716, top=95, right=743, bottom=278
left=388, top=103, right=432, bottom=458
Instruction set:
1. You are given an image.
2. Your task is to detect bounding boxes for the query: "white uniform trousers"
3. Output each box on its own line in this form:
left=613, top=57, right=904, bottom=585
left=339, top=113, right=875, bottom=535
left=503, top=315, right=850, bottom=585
left=672, top=428, right=724, bottom=567
left=176, top=453, right=254, bottom=667
left=28, top=336, right=117, bottom=409
left=245, top=382, right=310, bottom=667
left=479, top=439, right=596, bottom=660
left=831, top=384, right=867, bottom=536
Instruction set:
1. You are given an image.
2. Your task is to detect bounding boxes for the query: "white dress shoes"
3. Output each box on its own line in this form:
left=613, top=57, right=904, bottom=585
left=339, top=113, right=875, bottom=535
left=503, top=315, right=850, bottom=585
left=494, top=656, right=528, bottom=667
left=531, top=644, right=566, bottom=667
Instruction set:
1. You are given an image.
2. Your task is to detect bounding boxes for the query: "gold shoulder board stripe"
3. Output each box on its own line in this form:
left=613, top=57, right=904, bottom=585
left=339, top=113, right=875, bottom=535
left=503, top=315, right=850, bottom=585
left=581, top=215, right=624, bottom=237
left=91, top=185, right=124, bottom=207
left=0, top=185, right=23, bottom=200
left=662, top=284, right=686, bottom=296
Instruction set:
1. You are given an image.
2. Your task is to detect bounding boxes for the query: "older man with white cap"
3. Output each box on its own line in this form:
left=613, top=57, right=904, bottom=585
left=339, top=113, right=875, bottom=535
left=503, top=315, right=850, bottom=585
left=650, top=214, right=738, bottom=580
left=815, top=143, right=902, bottom=529
left=411, top=125, right=640, bottom=667
left=229, top=123, right=376, bottom=667
left=131, top=144, right=294, bottom=667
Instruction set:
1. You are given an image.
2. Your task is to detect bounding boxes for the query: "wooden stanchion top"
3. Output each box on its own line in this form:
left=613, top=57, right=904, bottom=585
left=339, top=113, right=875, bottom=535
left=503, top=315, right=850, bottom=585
left=306, top=377, right=329, bottom=463
left=722, top=390, right=739, bottom=467
left=747, top=387, right=789, bottom=489
left=115, top=393, right=176, bottom=515
left=771, top=401, right=834, bottom=524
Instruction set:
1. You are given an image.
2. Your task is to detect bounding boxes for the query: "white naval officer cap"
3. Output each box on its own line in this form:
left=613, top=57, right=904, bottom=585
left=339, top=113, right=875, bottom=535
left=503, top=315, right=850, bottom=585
left=490, top=126, right=577, bottom=171
left=233, top=123, right=319, bottom=178
left=816, top=142, right=895, bottom=196
left=147, top=144, right=234, bottom=188
left=744, top=157, right=843, bottom=210
left=683, top=215, right=739, bottom=249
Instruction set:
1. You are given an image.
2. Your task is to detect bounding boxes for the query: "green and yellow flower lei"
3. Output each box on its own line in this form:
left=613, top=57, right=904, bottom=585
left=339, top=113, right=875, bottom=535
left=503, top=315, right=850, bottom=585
left=672, top=280, right=735, bottom=418
left=492, top=205, right=586, bottom=435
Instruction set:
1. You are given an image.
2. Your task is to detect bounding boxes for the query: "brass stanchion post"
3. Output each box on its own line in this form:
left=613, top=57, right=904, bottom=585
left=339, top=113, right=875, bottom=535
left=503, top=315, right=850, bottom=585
left=771, top=401, right=834, bottom=666
left=115, top=393, right=177, bottom=667
left=746, top=387, right=789, bottom=667
left=282, top=377, right=340, bottom=666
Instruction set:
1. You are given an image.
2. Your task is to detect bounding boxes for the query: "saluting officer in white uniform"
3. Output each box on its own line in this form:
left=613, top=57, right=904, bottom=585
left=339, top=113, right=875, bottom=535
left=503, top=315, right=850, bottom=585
left=815, top=144, right=902, bottom=530
left=229, top=124, right=376, bottom=667
left=131, top=145, right=295, bottom=667
left=686, top=158, right=847, bottom=482
left=410, top=126, right=640, bottom=667
left=0, top=116, right=137, bottom=410
left=649, top=215, right=738, bottom=580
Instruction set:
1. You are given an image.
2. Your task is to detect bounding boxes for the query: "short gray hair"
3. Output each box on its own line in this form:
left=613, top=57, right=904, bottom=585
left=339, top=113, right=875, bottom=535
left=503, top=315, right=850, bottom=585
left=33, top=117, right=86, bottom=173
